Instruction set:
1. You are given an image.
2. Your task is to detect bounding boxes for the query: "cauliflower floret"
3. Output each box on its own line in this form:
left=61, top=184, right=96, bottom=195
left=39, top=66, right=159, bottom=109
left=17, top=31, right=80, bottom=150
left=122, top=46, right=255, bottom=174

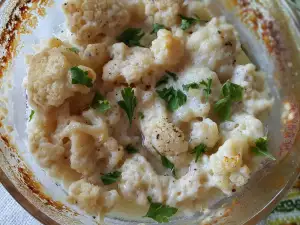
left=103, top=43, right=157, bottom=85
left=138, top=90, right=168, bottom=123
left=62, top=0, right=130, bottom=45
left=98, top=137, right=125, bottom=173
left=186, top=17, right=241, bottom=81
left=24, top=45, right=96, bottom=111
left=25, top=48, right=74, bottom=111
left=150, top=29, right=184, bottom=69
left=119, top=154, right=170, bottom=205
left=143, top=119, right=188, bottom=156
left=220, top=113, right=264, bottom=145
left=167, top=157, right=211, bottom=208
left=56, top=109, right=109, bottom=175
left=144, top=0, right=183, bottom=28
left=184, top=1, right=211, bottom=21
left=231, top=64, right=274, bottom=115
left=190, top=118, right=219, bottom=149
left=209, top=138, right=251, bottom=194
left=69, top=133, right=97, bottom=175
left=172, top=67, right=222, bottom=123
left=68, top=179, right=119, bottom=215
left=28, top=110, right=80, bottom=187
left=80, top=42, right=110, bottom=73
left=124, top=0, right=145, bottom=20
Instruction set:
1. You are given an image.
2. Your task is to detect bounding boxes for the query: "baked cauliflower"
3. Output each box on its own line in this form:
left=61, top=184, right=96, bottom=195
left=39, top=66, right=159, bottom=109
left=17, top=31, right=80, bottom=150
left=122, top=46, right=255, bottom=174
left=190, top=118, right=219, bottom=149
left=143, top=118, right=188, bottom=156
left=68, top=179, right=119, bottom=215
left=62, top=0, right=130, bottom=45
left=231, top=64, right=274, bottom=115
left=186, top=17, right=241, bottom=81
left=172, top=67, right=222, bottom=123
left=103, top=43, right=157, bottom=85
left=210, top=138, right=251, bottom=194
left=119, top=154, right=169, bottom=205
left=80, top=42, right=110, bottom=73
left=144, top=0, right=183, bottom=28
left=24, top=44, right=96, bottom=111
left=150, top=29, right=184, bottom=69
left=220, top=113, right=264, bottom=145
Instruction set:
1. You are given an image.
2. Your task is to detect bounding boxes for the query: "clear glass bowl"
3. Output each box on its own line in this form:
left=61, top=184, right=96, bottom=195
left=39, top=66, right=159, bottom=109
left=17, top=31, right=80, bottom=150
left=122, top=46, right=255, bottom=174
left=0, top=0, right=300, bottom=224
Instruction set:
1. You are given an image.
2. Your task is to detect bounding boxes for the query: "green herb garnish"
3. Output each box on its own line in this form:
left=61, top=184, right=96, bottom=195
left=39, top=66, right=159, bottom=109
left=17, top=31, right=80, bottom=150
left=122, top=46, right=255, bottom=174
left=70, top=66, right=93, bottom=87
left=161, top=154, right=176, bottom=177
left=118, top=87, right=137, bottom=125
left=125, top=144, right=139, bottom=154
left=200, top=78, right=212, bottom=100
left=165, top=71, right=178, bottom=81
left=214, top=81, right=243, bottom=121
left=144, top=196, right=178, bottom=223
left=139, top=112, right=144, bottom=119
left=29, top=110, right=35, bottom=122
left=179, top=14, right=200, bottom=30
left=182, top=78, right=212, bottom=100
left=191, top=143, right=207, bottom=162
left=182, top=82, right=200, bottom=91
left=117, top=28, right=145, bottom=47
left=156, top=75, right=169, bottom=87
left=101, top=171, right=121, bottom=185
left=67, top=47, right=79, bottom=54
left=152, top=146, right=176, bottom=177
left=156, top=87, right=187, bottom=112
left=156, top=71, right=178, bottom=87
left=151, top=24, right=166, bottom=34
left=252, top=137, right=276, bottom=160
left=91, top=92, right=111, bottom=113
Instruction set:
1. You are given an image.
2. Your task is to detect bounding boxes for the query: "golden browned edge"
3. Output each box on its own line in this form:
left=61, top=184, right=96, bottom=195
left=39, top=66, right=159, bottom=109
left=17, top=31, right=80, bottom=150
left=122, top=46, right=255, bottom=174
left=0, top=0, right=77, bottom=224
left=0, top=168, right=59, bottom=225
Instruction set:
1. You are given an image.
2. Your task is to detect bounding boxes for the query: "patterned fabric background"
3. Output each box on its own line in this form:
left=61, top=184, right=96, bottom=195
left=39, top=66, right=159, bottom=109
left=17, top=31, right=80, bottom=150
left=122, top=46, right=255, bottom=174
left=265, top=177, right=300, bottom=225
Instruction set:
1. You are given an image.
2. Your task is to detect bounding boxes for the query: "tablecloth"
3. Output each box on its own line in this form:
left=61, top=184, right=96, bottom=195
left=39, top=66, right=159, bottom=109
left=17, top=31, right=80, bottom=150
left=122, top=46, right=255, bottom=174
left=0, top=184, right=41, bottom=225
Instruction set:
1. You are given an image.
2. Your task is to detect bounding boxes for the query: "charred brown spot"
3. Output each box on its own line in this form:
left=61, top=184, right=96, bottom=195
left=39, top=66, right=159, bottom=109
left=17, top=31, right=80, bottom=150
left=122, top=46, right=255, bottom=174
left=18, top=167, right=68, bottom=211
left=1, top=135, right=9, bottom=146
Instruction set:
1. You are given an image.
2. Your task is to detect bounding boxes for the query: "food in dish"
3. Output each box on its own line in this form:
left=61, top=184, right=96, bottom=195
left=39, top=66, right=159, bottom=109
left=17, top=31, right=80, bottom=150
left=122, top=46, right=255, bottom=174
left=23, top=0, right=274, bottom=222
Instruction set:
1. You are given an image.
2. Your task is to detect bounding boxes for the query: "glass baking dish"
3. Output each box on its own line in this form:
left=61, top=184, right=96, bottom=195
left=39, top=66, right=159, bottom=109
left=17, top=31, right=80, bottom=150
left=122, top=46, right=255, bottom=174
left=0, top=0, right=299, bottom=224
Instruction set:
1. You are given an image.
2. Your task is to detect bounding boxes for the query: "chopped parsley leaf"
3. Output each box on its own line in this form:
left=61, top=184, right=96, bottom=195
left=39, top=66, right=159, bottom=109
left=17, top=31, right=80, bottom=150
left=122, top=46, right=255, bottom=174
left=91, top=92, right=111, bottom=113
left=70, top=66, right=93, bottom=87
left=156, top=75, right=169, bottom=87
left=117, top=28, right=145, bottom=47
left=165, top=71, right=178, bottom=81
left=118, top=87, right=137, bottom=125
left=67, top=47, right=79, bottom=54
left=182, top=82, right=200, bottom=91
left=252, top=137, right=276, bottom=161
left=156, top=87, right=187, bottom=112
left=200, top=78, right=212, bottom=100
left=139, top=112, right=145, bottom=119
left=29, top=110, right=35, bottom=122
left=151, top=24, right=166, bottom=34
left=156, top=71, right=178, bottom=87
left=101, top=171, right=121, bottom=185
left=214, top=81, right=243, bottom=121
left=191, top=143, right=207, bottom=162
left=161, top=154, right=176, bottom=177
left=179, top=14, right=200, bottom=30
left=125, top=144, right=139, bottom=154
left=182, top=78, right=212, bottom=100
left=144, top=196, right=178, bottom=223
